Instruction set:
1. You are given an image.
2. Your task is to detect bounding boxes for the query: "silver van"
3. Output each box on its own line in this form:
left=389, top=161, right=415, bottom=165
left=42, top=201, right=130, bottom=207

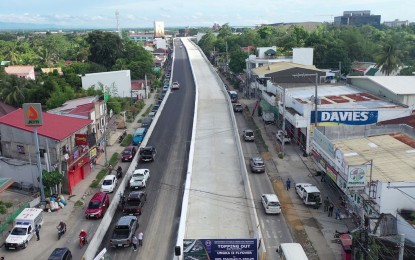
left=261, top=194, right=281, bottom=214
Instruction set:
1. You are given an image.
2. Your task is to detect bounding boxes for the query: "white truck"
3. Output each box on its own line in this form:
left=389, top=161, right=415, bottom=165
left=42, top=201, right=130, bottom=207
left=5, top=208, right=44, bottom=250
left=262, top=111, right=275, bottom=124
left=295, top=183, right=322, bottom=208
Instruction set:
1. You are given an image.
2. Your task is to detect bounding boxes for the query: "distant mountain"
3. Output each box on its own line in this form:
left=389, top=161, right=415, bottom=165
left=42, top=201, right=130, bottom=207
left=0, top=22, right=66, bottom=31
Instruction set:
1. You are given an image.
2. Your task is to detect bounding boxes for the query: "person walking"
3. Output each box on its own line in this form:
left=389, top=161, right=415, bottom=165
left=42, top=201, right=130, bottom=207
left=35, top=224, right=40, bottom=241
left=132, top=234, right=138, bottom=251
left=320, top=171, right=326, bottom=182
left=328, top=203, right=334, bottom=217
left=286, top=178, right=291, bottom=191
left=323, top=197, right=330, bottom=212
left=138, top=231, right=143, bottom=246
left=335, top=208, right=341, bottom=220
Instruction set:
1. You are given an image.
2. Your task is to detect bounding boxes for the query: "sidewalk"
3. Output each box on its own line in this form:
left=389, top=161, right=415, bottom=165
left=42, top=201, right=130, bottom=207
left=239, top=98, right=352, bottom=260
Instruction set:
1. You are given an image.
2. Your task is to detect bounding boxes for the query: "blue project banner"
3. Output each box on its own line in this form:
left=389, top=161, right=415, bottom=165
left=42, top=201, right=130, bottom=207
left=183, top=238, right=258, bottom=260
left=310, top=110, right=378, bottom=125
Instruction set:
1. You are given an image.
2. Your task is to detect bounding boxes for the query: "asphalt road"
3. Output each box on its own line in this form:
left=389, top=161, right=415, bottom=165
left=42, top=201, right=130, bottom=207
left=234, top=112, right=293, bottom=260
left=99, top=40, right=195, bottom=259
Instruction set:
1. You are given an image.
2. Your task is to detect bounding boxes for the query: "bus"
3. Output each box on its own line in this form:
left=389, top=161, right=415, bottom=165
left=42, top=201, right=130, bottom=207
left=132, top=127, right=147, bottom=145
left=228, top=90, right=238, bottom=103
left=277, top=243, right=308, bottom=260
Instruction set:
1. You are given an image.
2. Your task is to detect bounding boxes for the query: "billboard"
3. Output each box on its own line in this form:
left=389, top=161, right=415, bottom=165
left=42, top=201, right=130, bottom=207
left=310, top=110, right=378, bottom=125
left=183, top=239, right=257, bottom=260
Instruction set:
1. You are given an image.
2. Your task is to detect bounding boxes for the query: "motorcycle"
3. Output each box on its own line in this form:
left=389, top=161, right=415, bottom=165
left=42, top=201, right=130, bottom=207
left=116, top=166, right=122, bottom=179
left=57, top=226, right=66, bottom=240
left=79, top=233, right=88, bottom=248
left=118, top=130, right=127, bottom=143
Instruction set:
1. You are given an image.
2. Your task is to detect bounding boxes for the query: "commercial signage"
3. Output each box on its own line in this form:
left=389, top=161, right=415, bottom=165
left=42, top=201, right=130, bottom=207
left=326, top=164, right=338, bottom=182
left=310, top=111, right=378, bottom=125
left=23, top=103, right=43, bottom=126
left=183, top=239, right=257, bottom=260
left=75, top=134, right=88, bottom=145
left=347, top=165, right=367, bottom=187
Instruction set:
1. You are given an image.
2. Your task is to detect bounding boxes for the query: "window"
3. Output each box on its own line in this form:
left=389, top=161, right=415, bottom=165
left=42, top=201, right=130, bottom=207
left=17, top=145, right=25, bottom=154
left=39, top=149, right=46, bottom=158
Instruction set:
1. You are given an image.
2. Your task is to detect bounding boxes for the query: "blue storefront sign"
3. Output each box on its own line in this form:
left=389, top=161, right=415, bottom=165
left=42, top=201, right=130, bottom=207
left=310, top=110, right=378, bottom=125
left=183, top=238, right=257, bottom=260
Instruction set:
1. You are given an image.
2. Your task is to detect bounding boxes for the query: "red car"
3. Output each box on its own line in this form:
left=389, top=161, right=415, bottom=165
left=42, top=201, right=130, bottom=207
left=85, top=192, right=109, bottom=219
left=121, top=146, right=137, bottom=162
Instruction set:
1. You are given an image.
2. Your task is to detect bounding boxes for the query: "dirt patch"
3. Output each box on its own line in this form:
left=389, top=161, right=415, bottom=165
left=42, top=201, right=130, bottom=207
left=273, top=179, right=319, bottom=260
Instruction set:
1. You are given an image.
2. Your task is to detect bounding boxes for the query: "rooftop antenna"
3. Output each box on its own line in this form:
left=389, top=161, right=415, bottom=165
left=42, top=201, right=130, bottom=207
left=115, top=10, right=122, bottom=38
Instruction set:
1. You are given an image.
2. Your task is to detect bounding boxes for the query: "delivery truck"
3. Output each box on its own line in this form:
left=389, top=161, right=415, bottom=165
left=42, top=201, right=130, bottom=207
left=5, top=208, right=44, bottom=250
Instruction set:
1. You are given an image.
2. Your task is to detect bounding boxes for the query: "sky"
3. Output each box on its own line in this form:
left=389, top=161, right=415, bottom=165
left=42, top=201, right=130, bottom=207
left=0, top=0, right=413, bottom=29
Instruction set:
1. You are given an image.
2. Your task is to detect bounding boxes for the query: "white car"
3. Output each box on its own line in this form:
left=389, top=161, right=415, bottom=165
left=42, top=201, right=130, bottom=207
left=101, top=175, right=117, bottom=193
left=276, top=130, right=291, bottom=144
left=171, top=81, right=180, bottom=90
left=130, top=169, right=150, bottom=189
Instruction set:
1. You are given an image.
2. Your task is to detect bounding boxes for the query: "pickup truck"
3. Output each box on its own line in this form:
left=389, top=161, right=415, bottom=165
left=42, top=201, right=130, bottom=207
left=233, top=103, right=243, bottom=112
left=109, top=215, right=138, bottom=248
left=129, top=169, right=150, bottom=189
left=139, top=146, right=157, bottom=162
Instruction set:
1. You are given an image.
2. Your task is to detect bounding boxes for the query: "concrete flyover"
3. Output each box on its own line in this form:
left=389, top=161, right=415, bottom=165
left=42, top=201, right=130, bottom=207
left=175, top=38, right=263, bottom=259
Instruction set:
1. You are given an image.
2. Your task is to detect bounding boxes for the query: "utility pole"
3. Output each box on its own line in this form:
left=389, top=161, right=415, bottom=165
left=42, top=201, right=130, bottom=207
left=399, top=233, right=405, bottom=260
left=339, top=61, right=342, bottom=81
left=281, top=86, right=286, bottom=156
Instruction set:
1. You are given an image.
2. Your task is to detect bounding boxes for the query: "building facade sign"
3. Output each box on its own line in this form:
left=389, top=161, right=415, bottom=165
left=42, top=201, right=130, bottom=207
left=311, top=111, right=378, bottom=125
left=347, top=165, right=367, bottom=187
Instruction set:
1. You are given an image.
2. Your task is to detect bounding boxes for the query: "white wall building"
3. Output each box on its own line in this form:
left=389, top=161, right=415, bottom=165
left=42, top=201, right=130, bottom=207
left=81, top=70, right=132, bottom=98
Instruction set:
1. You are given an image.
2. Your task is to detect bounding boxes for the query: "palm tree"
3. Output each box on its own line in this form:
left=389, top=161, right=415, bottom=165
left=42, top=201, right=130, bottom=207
left=375, top=38, right=403, bottom=76
left=0, top=76, right=28, bottom=107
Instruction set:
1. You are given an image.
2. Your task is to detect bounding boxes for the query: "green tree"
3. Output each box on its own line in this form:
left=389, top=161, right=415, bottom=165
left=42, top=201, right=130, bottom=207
left=229, top=48, right=248, bottom=73
left=42, top=170, right=64, bottom=195
left=0, top=75, right=27, bottom=106
left=375, top=36, right=403, bottom=75
left=86, top=31, right=123, bottom=69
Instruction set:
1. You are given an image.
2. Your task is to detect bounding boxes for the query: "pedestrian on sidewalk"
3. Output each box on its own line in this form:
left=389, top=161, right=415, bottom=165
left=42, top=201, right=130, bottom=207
left=335, top=208, right=341, bottom=220
left=323, top=197, right=330, bottom=212
left=286, top=178, right=291, bottom=191
left=132, top=234, right=138, bottom=251
left=328, top=203, right=334, bottom=217
left=35, top=224, right=40, bottom=241
left=138, top=231, right=143, bottom=246
left=108, top=164, right=113, bottom=173
left=320, top=171, right=326, bottom=182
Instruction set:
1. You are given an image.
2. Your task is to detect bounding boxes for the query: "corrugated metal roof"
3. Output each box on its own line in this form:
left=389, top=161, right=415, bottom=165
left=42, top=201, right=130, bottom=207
left=333, top=135, right=415, bottom=182
left=0, top=109, right=92, bottom=141
left=350, top=76, right=415, bottom=95
left=251, top=61, right=321, bottom=75
left=4, top=65, right=34, bottom=74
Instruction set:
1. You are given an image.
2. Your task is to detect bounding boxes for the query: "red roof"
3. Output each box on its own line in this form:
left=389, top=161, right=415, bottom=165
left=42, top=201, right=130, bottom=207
left=0, top=109, right=92, bottom=141
left=67, top=103, right=95, bottom=118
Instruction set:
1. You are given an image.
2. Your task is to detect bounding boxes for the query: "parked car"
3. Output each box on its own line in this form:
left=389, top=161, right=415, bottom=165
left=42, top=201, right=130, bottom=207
left=109, top=215, right=138, bottom=248
left=152, top=104, right=160, bottom=113
left=129, top=169, right=150, bottom=189
left=148, top=111, right=156, bottom=119
left=276, top=130, right=291, bottom=144
left=85, top=192, right=110, bottom=219
left=242, top=129, right=255, bottom=142
left=141, top=117, right=153, bottom=129
left=48, top=247, right=72, bottom=260
left=123, top=191, right=147, bottom=215
left=249, top=156, right=265, bottom=173
left=171, top=81, right=180, bottom=90
left=139, top=146, right=157, bottom=162
left=101, top=175, right=117, bottom=193
left=121, top=146, right=137, bottom=162
left=233, top=103, right=243, bottom=112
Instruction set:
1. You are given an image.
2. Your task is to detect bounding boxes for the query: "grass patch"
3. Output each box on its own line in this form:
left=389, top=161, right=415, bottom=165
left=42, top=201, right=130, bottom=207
left=90, top=153, right=120, bottom=188
left=120, top=134, right=133, bottom=147
left=75, top=200, right=84, bottom=207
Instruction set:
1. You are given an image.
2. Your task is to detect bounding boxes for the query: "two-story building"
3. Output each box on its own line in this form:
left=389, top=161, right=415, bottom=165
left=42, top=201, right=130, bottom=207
left=0, top=109, right=94, bottom=194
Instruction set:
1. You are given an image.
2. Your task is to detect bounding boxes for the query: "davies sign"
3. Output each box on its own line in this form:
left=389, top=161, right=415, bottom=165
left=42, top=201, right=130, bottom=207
left=310, top=111, right=378, bottom=125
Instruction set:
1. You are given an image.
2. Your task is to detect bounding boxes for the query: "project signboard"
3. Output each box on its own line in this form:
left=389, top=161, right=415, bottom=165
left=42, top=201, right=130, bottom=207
left=183, top=239, right=257, bottom=260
